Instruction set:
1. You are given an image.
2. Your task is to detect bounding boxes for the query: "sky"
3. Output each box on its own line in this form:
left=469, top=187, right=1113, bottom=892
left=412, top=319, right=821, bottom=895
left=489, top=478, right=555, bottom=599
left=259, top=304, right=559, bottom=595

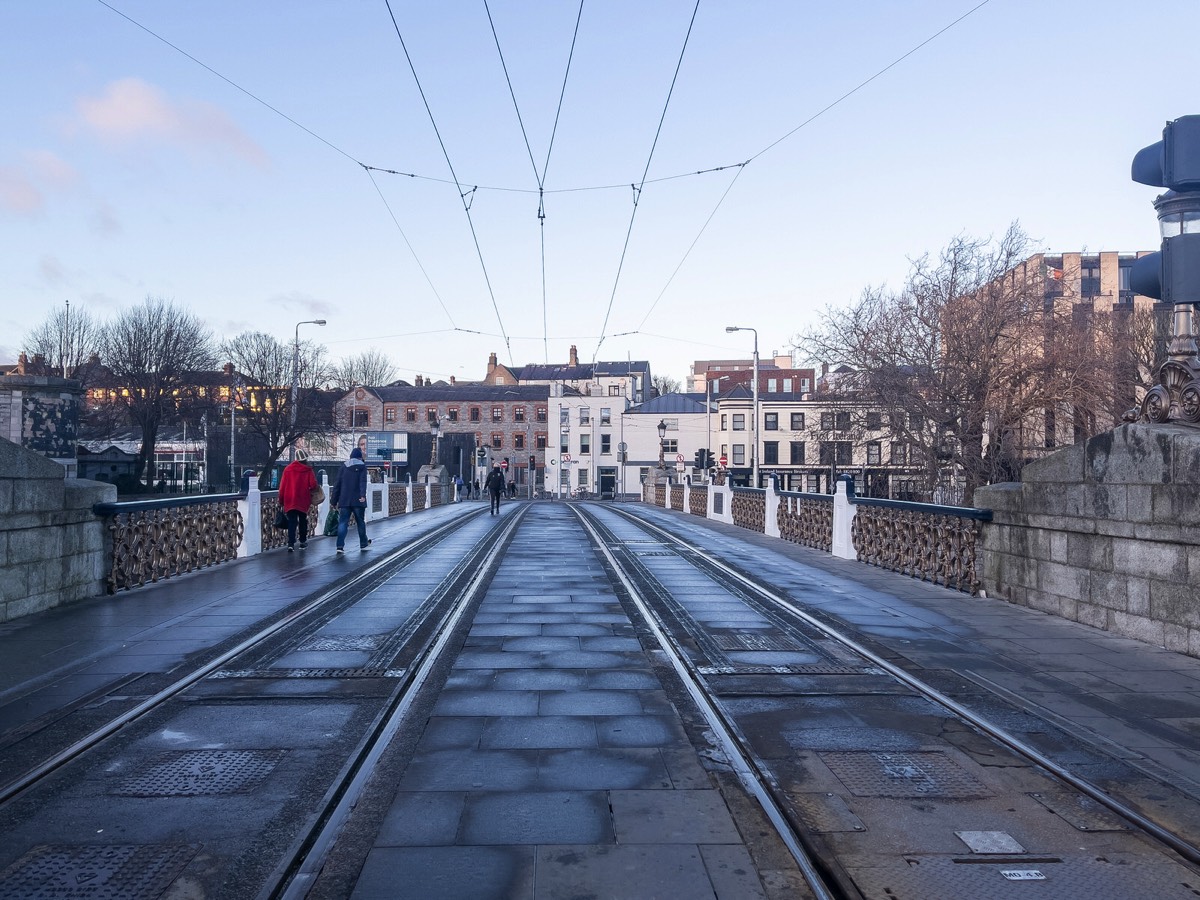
left=2, top=0, right=1197, bottom=386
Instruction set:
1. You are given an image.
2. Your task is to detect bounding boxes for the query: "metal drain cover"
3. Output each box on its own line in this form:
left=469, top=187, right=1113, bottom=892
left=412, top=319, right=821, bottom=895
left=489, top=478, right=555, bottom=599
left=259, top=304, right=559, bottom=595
left=1029, top=791, right=1129, bottom=832
left=713, top=633, right=802, bottom=651
left=820, top=751, right=990, bottom=799
left=0, top=844, right=196, bottom=900
left=112, top=749, right=286, bottom=797
left=699, top=663, right=864, bottom=675
left=212, top=667, right=405, bottom=679
left=298, top=635, right=385, bottom=652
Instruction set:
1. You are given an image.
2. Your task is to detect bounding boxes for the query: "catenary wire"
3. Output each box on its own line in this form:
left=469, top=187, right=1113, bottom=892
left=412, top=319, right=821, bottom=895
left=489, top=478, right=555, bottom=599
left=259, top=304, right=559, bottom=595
left=383, top=0, right=514, bottom=365
left=593, top=0, right=701, bottom=364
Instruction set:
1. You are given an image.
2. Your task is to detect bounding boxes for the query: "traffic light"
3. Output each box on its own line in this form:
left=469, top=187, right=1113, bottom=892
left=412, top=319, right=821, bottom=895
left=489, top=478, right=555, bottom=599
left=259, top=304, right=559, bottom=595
left=1130, top=116, right=1200, bottom=302
left=703, top=449, right=715, bottom=470
left=529, top=454, right=536, bottom=470
left=693, top=448, right=705, bottom=470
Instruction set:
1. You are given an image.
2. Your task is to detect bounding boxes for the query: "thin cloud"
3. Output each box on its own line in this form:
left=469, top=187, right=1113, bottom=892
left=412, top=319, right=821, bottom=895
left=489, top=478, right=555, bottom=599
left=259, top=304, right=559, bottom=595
left=0, top=167, right=43, bottom=215
left=271, top=291, right=336, bottom=319
left=76, top=77, right=267, bottom=167
left=26, top=150, right=78, bottom=188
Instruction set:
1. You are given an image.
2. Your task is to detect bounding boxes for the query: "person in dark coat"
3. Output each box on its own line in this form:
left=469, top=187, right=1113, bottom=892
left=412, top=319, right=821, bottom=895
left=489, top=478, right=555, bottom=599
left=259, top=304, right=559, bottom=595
left=484, top=465, right=505, bottom=515
left=331, top=447, right=370, bottom=553
left=278, top=448, right=319, bottom=551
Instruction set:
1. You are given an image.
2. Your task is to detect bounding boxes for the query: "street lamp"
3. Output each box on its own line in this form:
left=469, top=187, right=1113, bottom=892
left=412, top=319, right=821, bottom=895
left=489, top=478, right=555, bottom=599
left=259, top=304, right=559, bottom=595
left=725, top=325, right=759, bottom=487
left=290, top=319, right=326, bottom=459
left=657, top=419, right=667, bottom=469
left=429, top=416, right=441, bottom=466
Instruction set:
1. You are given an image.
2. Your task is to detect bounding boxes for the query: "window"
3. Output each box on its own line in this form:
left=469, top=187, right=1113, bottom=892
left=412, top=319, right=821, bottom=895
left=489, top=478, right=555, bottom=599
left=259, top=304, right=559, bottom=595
left=405, top=407, right=417, bottom=423
left=791, top=412, right=805, bottom=430
left=818, top=442, right=852, bottom=465
left=664, top=418, right=678, bottom=431
left=764, top=413, right=778, bottom=431
left=352, top=409, right=369, bottom=428
left=763, top=441, right=779, bottom=464
left=732, top=444, right=745, bottom=465
left=560, top=468, right=571, bottom=487
left=1081, top=260, right=1101, bottom=297
left=732, top=414, right=746, bottom=431
left=789, top=441, right=805, bottom=465
left=639, top=466, right=650, bottom=484
left=807, top=474, right=820, bottom=493
left=536, top=406, right=547, bottom=423
left=600, top=434, right=612, bottom=454
left=491, top=433, right=503, bottom=450
left=608, top=384, right=621, bottom=396
left=721, top=414, right=728, bottom=430
left=560, top=407, right=569, bottom=425
left=580, top=407, right=590, bottom=425
left=495, top=375, right=504, bottom=385
left=767, top=378, right=777, bottom=393
left=580, top=434, right=591, bottom=454
left=783, top=378, right=792, bottom=393
left=866, top=442, right=881, bottom=465
left=866, top=411, right=882, bottom=430
left=447, top=407, right=459, bottom=422
left=492, top=406, right=503, bottom=422
left=578, top=469, right=588, bottom=486
left=427, top=407, right=438, bottom=424
left=469, top=407, right=481, bottom=422
left=536, top=433, right=548, bottom=450
left=910, top=413, right=924, bottom=430
left=600, top=407, right=611, bottom=425
left=560, top=432, right=569, bottom=454
left=384, top=407, right=397, bottom=424
left=514, top=406, right=526, bottom=422
left=514, top=433, right=525, bottom=450
left=720, top=444, right=728, bottom=460
left=836, top=412, right=850, bottom=431
left=890, top=441, right=907, bottom=464
left=662, top=439, right=678, bottom=454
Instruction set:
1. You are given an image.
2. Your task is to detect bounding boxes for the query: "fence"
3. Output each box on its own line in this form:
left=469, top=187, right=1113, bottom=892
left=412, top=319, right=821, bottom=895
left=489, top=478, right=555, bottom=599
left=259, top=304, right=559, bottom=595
left=94, top=474, right=459, bottom=593
left=643, top=474, right=990, bottom=595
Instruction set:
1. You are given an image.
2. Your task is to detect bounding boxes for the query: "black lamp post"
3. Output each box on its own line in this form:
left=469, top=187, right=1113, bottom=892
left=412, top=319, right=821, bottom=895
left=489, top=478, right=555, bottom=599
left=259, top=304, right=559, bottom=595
left=657, top=419, right=667, bottom=469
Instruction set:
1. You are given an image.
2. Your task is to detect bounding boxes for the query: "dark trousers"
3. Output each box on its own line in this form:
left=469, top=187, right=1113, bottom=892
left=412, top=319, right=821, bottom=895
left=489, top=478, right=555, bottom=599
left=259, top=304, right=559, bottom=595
left=489, top=490, right=501, bottom=514
left=337, top=507, right=368, bottom=548
left=286, top=509, right=309, bottom=547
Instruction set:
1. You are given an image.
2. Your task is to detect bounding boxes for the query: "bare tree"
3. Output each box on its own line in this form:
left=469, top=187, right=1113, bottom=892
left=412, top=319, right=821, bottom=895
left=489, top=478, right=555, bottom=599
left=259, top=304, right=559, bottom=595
left=100, top=297, right=217, bottom=484
left=795, top=224, right=1098, bottom=506
left=331, top=349, right=397, bottom=390
left=22, top=302, right=104, bottom=391
left=651, top=374, right=682, bottom=397
left=220, top=330, right=333, bottom=475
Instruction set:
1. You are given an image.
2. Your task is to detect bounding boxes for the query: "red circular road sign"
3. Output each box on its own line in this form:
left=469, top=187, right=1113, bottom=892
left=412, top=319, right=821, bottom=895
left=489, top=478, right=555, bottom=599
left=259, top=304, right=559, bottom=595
left=719, top=454, right=728, bottom=467
left=500, top=459, right=509, bottom=469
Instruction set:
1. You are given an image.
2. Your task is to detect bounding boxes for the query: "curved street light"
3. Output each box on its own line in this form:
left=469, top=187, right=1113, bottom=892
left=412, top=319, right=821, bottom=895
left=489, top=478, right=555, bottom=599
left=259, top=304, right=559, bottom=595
left=725, top=325, right=758, bottom=487
left=290, top=319, right=326, bottom=460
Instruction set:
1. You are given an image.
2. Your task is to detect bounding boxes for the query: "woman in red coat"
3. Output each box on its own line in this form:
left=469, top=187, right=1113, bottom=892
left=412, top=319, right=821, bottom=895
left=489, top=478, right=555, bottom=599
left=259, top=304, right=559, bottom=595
left=278, top=447, right=319, bottom=551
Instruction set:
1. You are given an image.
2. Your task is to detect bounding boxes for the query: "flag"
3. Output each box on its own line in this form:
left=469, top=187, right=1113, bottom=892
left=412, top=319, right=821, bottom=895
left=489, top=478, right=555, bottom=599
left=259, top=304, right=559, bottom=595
left=1044, top=264, right=1063, bottom=281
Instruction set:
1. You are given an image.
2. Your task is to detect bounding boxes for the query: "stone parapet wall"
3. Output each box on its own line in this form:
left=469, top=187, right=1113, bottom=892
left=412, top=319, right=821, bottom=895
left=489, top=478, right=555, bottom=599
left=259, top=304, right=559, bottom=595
left=0, top=437, right=114, bottom=622
left=976, top=424, right=1200, bottom=658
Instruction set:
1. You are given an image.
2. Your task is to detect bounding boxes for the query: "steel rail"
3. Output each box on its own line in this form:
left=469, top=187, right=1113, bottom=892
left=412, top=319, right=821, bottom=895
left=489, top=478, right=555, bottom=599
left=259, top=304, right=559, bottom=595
left=609, top=504, right=1200, bottom=870
left=571, top=505, right=840, bottom=900
left=0, top=509, right=488, bottom=808
left=269, top=506, right=529, bottom=900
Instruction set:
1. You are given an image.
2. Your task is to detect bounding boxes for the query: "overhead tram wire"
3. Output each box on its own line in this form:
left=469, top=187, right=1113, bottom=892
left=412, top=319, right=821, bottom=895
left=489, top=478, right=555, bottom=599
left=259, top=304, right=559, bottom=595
left=95, top=0, right=461, bottom=335
left=637, top=0, right=993, bottom=333
left=593, top=0, right=701, bottom=365
left=484, top=0, right=585, bottom=363
left=383, top=0, right=514, bottom=366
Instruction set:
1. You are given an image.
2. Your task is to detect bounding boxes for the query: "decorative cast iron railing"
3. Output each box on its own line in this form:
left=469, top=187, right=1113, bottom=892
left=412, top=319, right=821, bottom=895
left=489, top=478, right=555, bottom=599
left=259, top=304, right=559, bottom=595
left=851, top=496, right=990, bottom=595
left=260, top=491, right=317, bottom=552
left=95, top=494, right=244, bottom=593
left=412, top=485, right=427, bottom=509
left=731, top=488, right=766, bottom=533
left=389, top=484, right=407, bottom=513
left=670, top=486, right=684, bottom=511
left=654, top=485, right=666, bottom=506
left=778, top=492, right=833, bottom=552
left=689, top=485, right=708, bottom=517
left=430, top=484, right=442, bottom=507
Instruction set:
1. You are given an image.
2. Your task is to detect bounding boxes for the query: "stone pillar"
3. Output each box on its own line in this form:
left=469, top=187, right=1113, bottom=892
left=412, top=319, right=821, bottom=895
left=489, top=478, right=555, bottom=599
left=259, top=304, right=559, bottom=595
left=709, top=477, right=734, bottom=524
left=238, top=476, right=262, bottom=558
left=831, top=475, right=857, bottom=560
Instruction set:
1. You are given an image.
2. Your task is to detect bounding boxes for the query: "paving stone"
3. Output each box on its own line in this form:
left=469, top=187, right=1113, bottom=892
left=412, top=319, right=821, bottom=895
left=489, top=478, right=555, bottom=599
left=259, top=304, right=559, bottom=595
left=536, top=844, right=722, bottom=900
left=538, top=690, right=645, bottom=716
left=374, top=792, right=466, bottom=845
left=535, top=748, right=673, bottom=790
left=481, top=716, right=597, bottom=750
left=610, top=789, right=743, bottom=843
left=350, top=846, right=534, bottom=900
left=461, top=791, right=613, bottom=844
left=397, top=749, right=538, bottom=791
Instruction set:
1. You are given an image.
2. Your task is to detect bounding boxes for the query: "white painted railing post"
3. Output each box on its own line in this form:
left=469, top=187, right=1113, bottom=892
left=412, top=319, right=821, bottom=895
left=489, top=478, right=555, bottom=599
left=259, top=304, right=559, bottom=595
left=238, top=475, right=262, bottom=558
left=316, top=471, right=330, bottom=529
left=832, top=475, right=857, bottom=560
left=764, top=475, right=781, bottom=538
left=406, top=475, right=414, bottom=513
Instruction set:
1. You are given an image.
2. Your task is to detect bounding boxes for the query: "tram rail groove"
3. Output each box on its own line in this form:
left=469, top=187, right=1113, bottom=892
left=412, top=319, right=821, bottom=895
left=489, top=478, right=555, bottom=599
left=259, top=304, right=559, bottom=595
left=571, top=505, right=842, bottom=900
left=0, top=508, right=488, bottom=810
left=600, top=503, right=1200, bottom=872
left=265, top=506, right=528, bottom=900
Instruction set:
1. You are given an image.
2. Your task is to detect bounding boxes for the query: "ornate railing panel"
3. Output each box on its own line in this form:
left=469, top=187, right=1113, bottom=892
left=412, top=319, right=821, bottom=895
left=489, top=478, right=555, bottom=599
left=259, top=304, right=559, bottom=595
left=778, top=492, right=833, bottom=552
left=389, top=484, right=407, bottom=514
left=731, top=488, right=765, bottom=533
left=670, top=486, right=684, bottom=511
left=430, top=484, right=443, bottom=507
left=413, top=485, right=427, bottom=509
left=654, top=485, right=666, bottom=506
left=96, top=495, right=244, bottom=593
left=688, top=486, right=708, bottom=517
left=260, top=491, right=317, bottom=552
left=851, top=499, right=989, bottom=595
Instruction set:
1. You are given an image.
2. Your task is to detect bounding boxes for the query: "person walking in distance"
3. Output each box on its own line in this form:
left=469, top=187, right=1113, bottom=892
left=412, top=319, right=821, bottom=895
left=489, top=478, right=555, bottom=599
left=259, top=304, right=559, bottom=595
left=332, top=446, right=371, bottom=553
left=485, top=464, right=505, bottom=515
left=278, top=447, right=319, bottom=552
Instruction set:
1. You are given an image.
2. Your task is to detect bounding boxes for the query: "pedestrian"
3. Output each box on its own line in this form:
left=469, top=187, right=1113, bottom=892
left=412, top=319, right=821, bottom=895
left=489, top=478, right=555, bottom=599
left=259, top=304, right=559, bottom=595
left=455, top=473, right=464, bottom=502
left=473, top=479, right=480, bottom=500
left=331, top=446, right=371, bottom=553
left=508, top=479, right=516, bottom=499
left=485, top=464, right=505, bottom=515
left=278, top=447, right=320, bottom=552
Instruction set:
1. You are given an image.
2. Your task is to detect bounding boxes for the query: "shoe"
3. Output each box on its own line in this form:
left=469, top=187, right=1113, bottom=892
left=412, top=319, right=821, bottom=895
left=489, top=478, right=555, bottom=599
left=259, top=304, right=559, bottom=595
left=287, top=546, right=294, bottom=553
left=336, top=547, right=344, bottom=554
left=298, top=542, right=306, bottom=549
left=360, top=540, right=372, bottom=551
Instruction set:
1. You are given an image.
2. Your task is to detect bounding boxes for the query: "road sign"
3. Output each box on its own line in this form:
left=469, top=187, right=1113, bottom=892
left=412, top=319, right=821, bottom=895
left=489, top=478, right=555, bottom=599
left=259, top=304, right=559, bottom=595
left=676, top=453, right=685, bottom=463
left=562, top=453, right=572, bottom=463
left=500, top=459, right=509, bottom=470
left=719, top=454, right=728, bottom=467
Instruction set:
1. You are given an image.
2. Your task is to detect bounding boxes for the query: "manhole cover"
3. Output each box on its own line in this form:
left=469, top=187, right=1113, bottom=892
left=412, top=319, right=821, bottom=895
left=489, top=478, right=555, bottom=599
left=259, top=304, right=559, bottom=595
left=112, top=749, right=286, bottom=797
left=1029, top=791, right=1129, bottom=832
left=820, top=751, right=990, bottom=798
left=212, top=667, right=404, bottom=679
left=633, top=550, right=674, bottom=557
left=298, top=635, right=384, bottom=652
left=713, top=633, right=803, bottom=651
left=699, top=663, right=864, bottom=675
left=0, top=844, right=196, bottom=900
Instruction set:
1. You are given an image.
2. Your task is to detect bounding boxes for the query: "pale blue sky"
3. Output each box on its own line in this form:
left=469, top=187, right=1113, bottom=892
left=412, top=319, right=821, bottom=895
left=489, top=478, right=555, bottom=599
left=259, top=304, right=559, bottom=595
left=2, top=1, right=1196, bottom=384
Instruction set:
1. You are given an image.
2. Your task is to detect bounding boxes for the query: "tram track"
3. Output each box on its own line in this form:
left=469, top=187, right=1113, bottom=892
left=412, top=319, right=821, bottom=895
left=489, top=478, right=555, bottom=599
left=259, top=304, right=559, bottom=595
left=579, top=503, right=1200, bottom=899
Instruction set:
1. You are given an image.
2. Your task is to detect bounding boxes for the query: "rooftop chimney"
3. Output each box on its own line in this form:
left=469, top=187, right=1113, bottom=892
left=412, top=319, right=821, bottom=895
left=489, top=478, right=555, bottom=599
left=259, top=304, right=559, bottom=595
left=450, top=375, right=456, bottom=386
left=416, top=374, right=424, bottom=387
left=223, top=362, right=234, bottom=375
left=569, top=345, right=578, bottom=366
